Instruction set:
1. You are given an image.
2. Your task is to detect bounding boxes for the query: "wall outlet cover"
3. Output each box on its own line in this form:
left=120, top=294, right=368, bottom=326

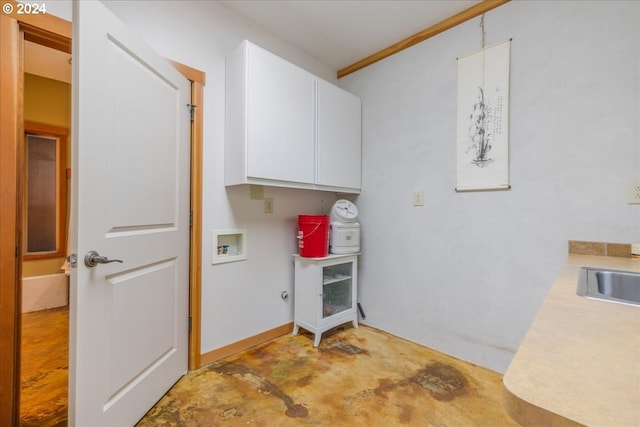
left=627, top=181, right=640, bottom=204
left=250, top=184, right=264, bottom=200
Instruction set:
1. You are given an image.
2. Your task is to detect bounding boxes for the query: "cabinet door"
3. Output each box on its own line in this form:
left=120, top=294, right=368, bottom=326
left=316, top=79, right=362, bottom=189
left=322, top=261, right=353, bottom=318
left=246, top=44, right=315, bottom=184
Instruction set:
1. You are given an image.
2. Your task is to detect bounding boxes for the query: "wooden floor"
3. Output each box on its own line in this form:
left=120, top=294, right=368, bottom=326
left=21, top=308, right=518, bottom=427
left=20, top=306, right=68, bottom=427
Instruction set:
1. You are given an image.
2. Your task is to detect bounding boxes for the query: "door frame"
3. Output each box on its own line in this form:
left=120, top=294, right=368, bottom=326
left=0, top=5, right=204, bottom=426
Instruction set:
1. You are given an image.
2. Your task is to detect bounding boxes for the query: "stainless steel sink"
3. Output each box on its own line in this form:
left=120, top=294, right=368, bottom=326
left=577, top=267, right=640, bottom=307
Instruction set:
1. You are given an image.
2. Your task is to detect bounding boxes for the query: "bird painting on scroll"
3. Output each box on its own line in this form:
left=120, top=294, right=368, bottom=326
left=456, top=40, right=511, bottom=191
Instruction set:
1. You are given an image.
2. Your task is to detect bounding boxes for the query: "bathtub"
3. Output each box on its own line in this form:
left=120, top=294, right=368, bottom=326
left=22, top=273, right=69, bottom=312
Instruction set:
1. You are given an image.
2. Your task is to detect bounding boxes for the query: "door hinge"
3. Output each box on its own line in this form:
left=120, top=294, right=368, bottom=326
left=188, top=316, right=192, bottom=332
left=187, top=103, right=197, bottom=122
left=189, top=211, right=193, bottom=227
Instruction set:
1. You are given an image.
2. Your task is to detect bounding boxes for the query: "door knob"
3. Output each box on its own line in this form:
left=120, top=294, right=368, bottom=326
left=84, top=250, right=124, bottom=267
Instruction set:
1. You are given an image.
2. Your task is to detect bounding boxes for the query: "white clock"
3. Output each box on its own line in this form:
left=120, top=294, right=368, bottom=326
left=331, top=199, right=358, bottom=223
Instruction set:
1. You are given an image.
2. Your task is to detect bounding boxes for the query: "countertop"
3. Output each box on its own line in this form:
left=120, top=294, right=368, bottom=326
left=503, top=254, right=640, bottom=427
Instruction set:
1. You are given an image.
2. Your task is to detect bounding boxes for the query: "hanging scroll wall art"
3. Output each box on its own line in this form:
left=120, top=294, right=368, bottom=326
left=456, top=39, right=511, bottom=192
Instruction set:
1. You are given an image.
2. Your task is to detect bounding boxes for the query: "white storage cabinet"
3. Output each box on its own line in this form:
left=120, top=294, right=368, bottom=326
left=225, top=40, right=361, bottom=193
left=316, top=79, right=361, bottom=190
left=293, top=254, right=358, bottom=346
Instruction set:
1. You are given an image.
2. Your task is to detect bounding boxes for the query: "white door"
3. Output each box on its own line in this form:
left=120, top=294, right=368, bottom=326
left=69, top=1, right=191, bottom=426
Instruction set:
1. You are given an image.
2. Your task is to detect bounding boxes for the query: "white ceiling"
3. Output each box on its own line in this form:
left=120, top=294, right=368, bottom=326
left=220, top=0, right=482, bottom=71
left=23, top=1, right=481, bottom=83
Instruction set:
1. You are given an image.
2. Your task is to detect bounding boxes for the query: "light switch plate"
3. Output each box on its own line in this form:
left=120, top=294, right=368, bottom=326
left=264, top=197, right=274, bottom=213
left=412, top=191, right=424, bottom=206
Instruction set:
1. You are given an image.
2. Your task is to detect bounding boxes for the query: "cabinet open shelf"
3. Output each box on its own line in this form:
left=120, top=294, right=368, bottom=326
left=323, top=275, right=352, bottom=285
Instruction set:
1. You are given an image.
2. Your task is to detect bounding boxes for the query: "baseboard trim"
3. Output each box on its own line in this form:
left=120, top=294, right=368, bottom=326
left=199, top=322, right=294, bottom=368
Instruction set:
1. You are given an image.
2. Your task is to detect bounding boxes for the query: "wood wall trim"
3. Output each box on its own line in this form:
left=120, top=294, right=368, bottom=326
left=170, top=53, right=206, bottom=369
left=5, top=1, right=71, bottom=53
left=337, top=0, right=510, bottom=79
left=169, top=59, right=206, bottom=85
left=0, top=12, right=22, bottom=427
left=188, top=79, right=204, bottom=370
left=200, top=323, right=295, bottom=366
left=23, top=121, right=69, bottom=136
left=22, top=22, right=71, bottom=53
left=5, top=1, right=71, bottom=36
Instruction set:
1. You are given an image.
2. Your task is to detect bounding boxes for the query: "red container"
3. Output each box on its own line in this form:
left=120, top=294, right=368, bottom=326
left=297, top=215, right=329, bottom=257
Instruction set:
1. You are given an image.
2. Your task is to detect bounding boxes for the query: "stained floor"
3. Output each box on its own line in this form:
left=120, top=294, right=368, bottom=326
left=138, top=326, right=518, bottom=427
left=21, top=308, right=518, bottom=427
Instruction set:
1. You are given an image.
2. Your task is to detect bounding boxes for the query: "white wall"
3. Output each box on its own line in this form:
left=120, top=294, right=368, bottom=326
left=50, top=1, right=342, bottom=354
left=47, top=0, right=640, bottom=372
left=339, top=0, right=640, bottom=372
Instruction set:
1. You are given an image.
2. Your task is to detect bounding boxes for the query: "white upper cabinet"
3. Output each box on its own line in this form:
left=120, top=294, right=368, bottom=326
left=225, top=41, right=361, bottom=193
left=316, top=79, right=362, bottom=190
left=246, top=43, right=315, bottom=184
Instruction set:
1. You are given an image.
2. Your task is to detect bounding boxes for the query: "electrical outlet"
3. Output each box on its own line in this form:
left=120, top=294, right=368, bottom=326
left=628, top=181, right=640, bottom=204
left=412, top=191, right=424, bottom=206
left=250, top=184, right=264, bottom=200
left=264, top=197, right=274, bottom=213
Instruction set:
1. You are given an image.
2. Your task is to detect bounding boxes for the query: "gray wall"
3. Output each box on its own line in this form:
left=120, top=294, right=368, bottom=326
left=340, top=0, right=640, bottom=372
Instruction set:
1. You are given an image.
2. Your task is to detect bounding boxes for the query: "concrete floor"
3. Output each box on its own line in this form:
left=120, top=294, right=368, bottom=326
left=139, top=326, right=519, bottom=426
left=21, top=308, right=519, bottom=426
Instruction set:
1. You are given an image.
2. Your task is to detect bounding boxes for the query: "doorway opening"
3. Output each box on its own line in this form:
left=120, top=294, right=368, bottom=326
left=20, top=41, right=72, bottom=426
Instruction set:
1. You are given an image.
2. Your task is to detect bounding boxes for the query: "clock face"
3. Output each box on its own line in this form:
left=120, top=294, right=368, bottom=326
left=333, top=199, right=358, bottom=221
